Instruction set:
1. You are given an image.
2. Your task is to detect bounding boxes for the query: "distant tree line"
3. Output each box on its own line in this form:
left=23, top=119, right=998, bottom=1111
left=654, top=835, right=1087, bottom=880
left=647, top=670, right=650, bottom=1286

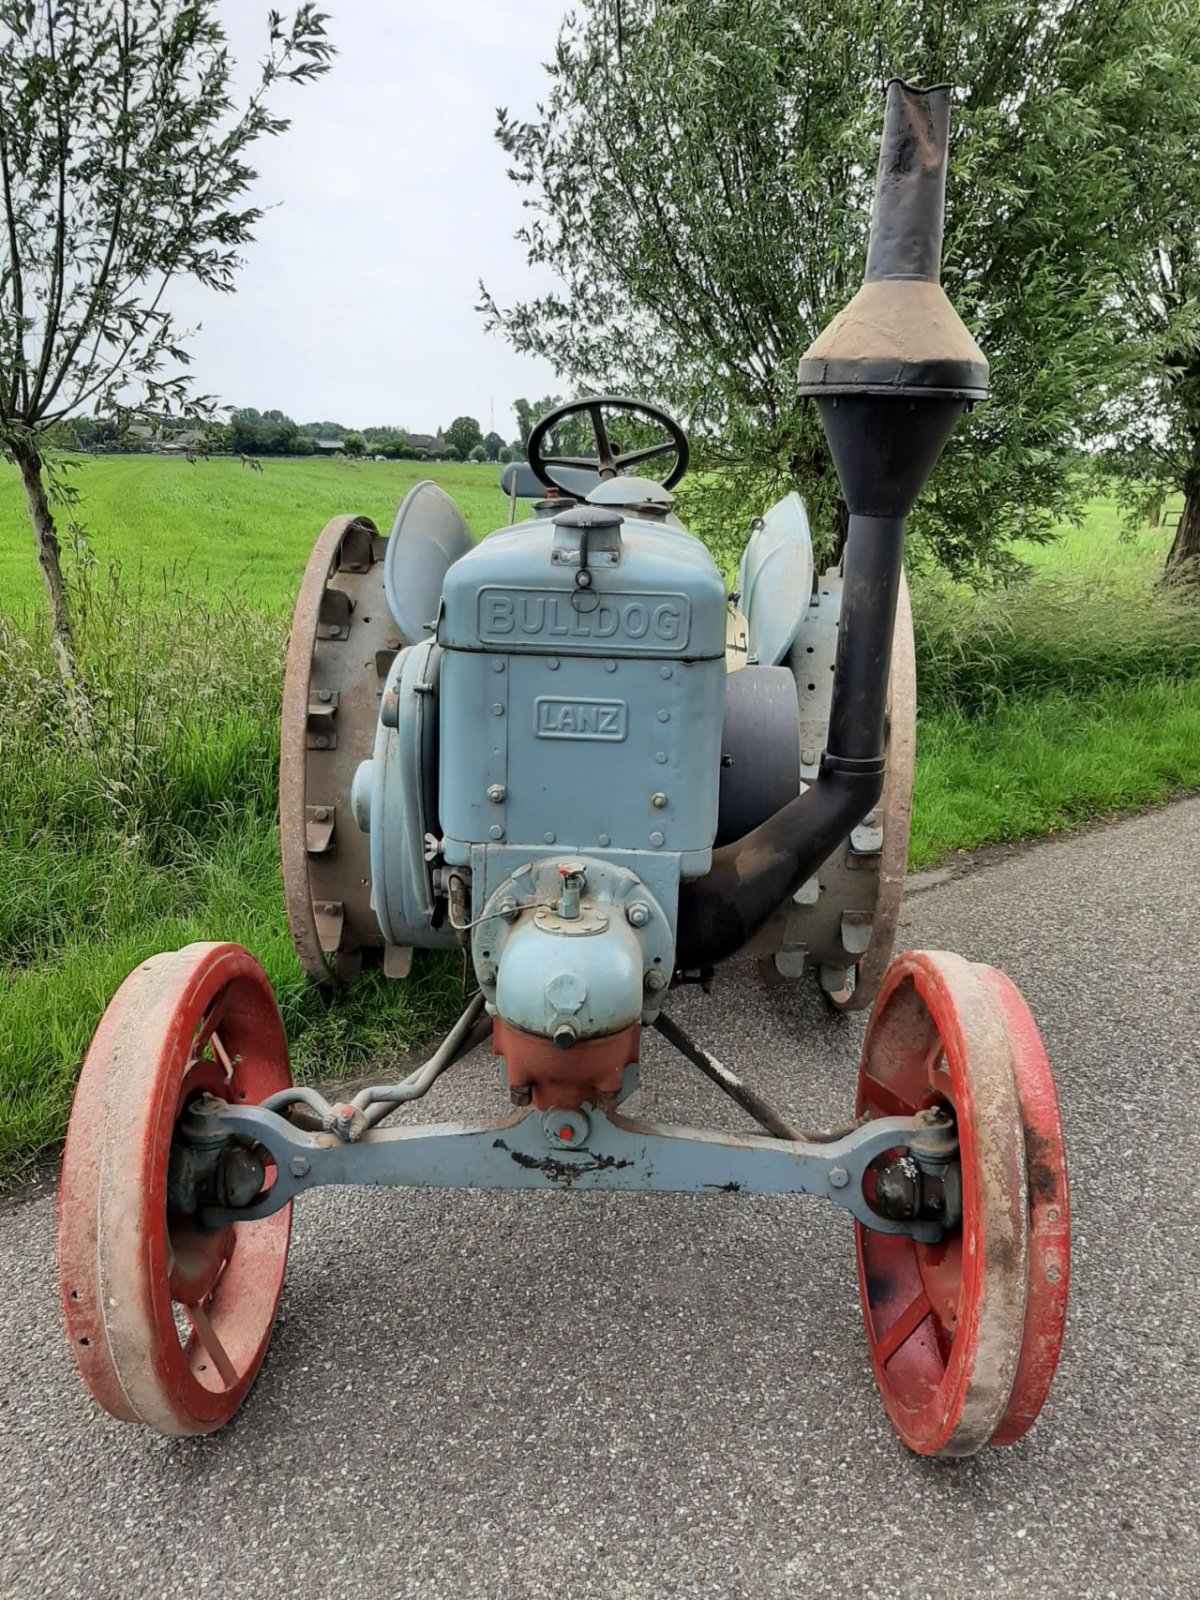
left=46, top=408, right=523, bottom=463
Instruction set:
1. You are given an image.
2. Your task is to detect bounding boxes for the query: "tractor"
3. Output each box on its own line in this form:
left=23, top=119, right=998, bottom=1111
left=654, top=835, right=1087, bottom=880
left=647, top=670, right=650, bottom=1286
left=57, top=81, right=1069, bottom=1457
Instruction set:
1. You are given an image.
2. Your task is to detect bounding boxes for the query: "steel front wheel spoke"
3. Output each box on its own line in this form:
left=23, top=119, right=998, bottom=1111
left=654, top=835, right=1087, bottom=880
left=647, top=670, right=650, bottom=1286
left=186, top=1300, right=239, bottom=1390
left=874, top=1288, right=935, bottom=1366
left=859, top=1073, right=915, bottom=1118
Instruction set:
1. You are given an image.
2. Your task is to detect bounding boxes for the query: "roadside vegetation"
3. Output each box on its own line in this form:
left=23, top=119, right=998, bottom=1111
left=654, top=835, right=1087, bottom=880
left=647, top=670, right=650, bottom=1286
left=2, top=460, right=1198, bottom=1179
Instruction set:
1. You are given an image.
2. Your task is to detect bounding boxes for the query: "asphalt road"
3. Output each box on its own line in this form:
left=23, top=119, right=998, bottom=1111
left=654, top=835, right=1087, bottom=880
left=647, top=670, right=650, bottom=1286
left=2, top=801, right=1198, bottom=1599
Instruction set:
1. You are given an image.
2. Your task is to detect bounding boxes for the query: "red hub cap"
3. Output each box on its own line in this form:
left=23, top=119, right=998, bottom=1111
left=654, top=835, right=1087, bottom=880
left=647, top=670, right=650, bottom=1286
left=57, top=943, right=293, bottom=1434
left=855, top=950, right=1069, bottom=1456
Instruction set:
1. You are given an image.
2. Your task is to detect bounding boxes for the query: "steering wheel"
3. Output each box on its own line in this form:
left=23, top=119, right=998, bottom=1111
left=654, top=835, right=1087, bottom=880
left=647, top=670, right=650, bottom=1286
left=527, top=395, right=690, bottom=492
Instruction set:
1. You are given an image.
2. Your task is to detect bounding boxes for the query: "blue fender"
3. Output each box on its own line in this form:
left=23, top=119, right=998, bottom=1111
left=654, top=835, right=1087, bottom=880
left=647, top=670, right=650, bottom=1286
left=383, top=480, right=474, bottom=643
left=736, top=492, right=815, bottom=667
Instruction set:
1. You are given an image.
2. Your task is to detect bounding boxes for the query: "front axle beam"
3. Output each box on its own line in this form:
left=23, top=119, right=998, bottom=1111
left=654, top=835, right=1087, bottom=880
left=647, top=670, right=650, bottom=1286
left=197, top=1099, right=955, bottom=1241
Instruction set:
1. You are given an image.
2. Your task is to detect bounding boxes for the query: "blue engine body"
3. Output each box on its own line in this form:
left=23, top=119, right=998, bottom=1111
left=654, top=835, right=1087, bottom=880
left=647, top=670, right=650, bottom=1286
left=352, top=472, right=812, bottom=1044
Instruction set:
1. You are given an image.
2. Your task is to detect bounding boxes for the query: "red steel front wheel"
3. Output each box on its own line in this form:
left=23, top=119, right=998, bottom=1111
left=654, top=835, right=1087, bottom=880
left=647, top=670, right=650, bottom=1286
left=58, top=943, right=293, bottom=1434
left=855, top=950, right=1070, bottom=1457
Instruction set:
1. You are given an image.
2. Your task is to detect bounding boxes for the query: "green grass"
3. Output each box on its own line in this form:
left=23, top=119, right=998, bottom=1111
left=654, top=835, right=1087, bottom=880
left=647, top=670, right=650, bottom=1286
left=0, top=454, right=512, bottom=616
left=1, top=462, right=1197, bottom=1177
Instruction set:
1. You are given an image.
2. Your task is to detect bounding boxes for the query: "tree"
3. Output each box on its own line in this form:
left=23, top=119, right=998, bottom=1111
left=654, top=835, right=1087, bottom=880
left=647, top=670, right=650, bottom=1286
left=445, top=414, right=483, bottom=461
left=1097, top=12, right=1200, bottom=580
left=0, top=3, right=332, bottom=694
left=512, top=394, right=562, bottom=452
left=484, top=1, right=1150, bottom=577
left=482, top=429, right=504, bottom=462
left=343, top=431, right=365, bottom=457
left=499, top=444, right=514, bottom=463
left=469, top=443, right=487, bottom=463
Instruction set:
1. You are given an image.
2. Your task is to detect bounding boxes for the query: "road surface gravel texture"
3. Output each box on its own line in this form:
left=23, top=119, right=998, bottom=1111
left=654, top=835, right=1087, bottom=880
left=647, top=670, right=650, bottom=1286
left=1, top=800, right=1197, bottom=1599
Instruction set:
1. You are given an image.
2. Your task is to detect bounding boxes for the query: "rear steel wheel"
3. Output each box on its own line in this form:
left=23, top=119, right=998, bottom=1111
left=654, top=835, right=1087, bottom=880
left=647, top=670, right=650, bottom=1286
left=58, top=943, right=292, bottom=1435
left=280, top=515, right=401, bottom=986
left=829, top=571, right=916, bottom=1010
left=855, top=950, right=1033, bottom=1456
left=754, top=569, right=916, bottom=1005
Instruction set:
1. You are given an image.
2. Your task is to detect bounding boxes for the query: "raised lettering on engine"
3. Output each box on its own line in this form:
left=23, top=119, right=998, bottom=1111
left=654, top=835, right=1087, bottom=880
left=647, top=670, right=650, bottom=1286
left=477, top=587, right=691, bottom=653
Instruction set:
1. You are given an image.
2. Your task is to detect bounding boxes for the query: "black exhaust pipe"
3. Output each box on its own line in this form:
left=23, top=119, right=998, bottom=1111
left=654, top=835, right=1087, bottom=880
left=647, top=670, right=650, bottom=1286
left=677, top=80, right=987, bottom=971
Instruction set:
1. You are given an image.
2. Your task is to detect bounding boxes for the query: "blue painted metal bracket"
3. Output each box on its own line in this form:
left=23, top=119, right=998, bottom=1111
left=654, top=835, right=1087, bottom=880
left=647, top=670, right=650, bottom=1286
left=199, top=1101, right=952, bottom=1242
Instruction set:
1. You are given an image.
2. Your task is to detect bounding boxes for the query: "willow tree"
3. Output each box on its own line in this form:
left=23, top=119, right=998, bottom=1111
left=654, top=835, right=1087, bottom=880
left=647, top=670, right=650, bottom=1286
left=0, top=2, right=332, bottom=690
left=482, top=0, right=1148, bottom=577
left=1096, top=12, right=1200, bottom=581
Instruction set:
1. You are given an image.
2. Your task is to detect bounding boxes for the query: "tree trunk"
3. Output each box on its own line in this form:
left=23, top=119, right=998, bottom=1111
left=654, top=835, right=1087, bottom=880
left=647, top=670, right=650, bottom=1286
left=1164, top=471, right=1200, bottom=582
left=11, top=439, right=90, bottom=726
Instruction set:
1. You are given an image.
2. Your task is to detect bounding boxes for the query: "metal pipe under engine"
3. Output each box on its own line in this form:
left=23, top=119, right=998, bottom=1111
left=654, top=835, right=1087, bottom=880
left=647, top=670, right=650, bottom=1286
left=677, top=80, right=988, bottom=971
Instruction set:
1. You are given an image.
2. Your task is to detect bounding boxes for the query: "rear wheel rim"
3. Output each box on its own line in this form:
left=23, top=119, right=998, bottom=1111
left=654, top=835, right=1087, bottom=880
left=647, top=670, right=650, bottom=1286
left=58, top=942, right=292, bottom=1435
left=832, top=571, right=916, bottom=1011
left=981, top=966, right=1070, bottom=1444
left=854, top=950, right=1028, bottom=1456
left=280, top=514, right=396, bottom=986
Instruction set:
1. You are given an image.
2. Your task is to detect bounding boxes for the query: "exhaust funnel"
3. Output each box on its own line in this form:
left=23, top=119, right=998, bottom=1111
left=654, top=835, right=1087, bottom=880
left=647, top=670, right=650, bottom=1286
left=798, top=80, right=988, bottom=515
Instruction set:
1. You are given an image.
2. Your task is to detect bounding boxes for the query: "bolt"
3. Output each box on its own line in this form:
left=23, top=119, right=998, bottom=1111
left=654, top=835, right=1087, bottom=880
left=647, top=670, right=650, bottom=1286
left=604, top=659, right=617, bottom=673
left=598, top=833, right=610, bottom=847
left=478, top=961, right=496, bottom=984
left=313, top=806, right=330, bottom=821
left=657, top=709, right=670, bottom=723
left=552, top=1022, right=578, bottom=1050
left=651, top=792, right=667, bottom=809
left=497, top=897, right=519, bottom=921
left=487, top=783, right=506, bottom=803
left=654, top=751, right=668, bottom=764
left=547, top=658, right=560, bottom=671
left=290, top=1155, right=310, bottom=1178
left=644, top=969, right=667, bottom=992
left=627, top=901, right=651, bottom=927
left=829, top=1166, right=850, bottom=1189
left=492, top=659, right=505, bottom=673
left=544, top=831, right=556, bottom=844
left=491, top=702, right=504, bottom=716
left=801, top=747, right=817, bottom=765
left=318, top=689, right=332, bottom=703
left=649, top=830, right=664, bottom=847
left=489, top=825, right=504, bottom=841
left=659, top=666, right=673, bottom=680
left=314, top=736, right=329, bottom=749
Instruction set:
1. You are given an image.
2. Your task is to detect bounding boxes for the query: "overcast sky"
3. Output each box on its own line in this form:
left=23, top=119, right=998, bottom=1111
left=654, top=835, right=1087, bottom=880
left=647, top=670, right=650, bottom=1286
left=169, top=1, right=568, bottom=440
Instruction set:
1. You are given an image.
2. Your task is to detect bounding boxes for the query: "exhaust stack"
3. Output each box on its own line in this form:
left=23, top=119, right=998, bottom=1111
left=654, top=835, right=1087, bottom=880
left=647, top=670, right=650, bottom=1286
left=677, top=81, right=986, bottom=972
left=798, top=79, right=987, bottom=512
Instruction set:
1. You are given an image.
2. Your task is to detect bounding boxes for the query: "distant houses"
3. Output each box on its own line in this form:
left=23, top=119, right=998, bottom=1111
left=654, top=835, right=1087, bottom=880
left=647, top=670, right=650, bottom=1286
left=407, top=433, right=451, bottom=459
left=124, top=423, right=205, bottom=454
left=312, top=437, right=345, bottom=455
left=162, top=429, right=203, bottom=454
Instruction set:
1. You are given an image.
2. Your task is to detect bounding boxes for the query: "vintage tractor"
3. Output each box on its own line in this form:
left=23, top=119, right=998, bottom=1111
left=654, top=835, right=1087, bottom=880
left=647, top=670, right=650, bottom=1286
left=57, top=82, right=1069, bottom=1456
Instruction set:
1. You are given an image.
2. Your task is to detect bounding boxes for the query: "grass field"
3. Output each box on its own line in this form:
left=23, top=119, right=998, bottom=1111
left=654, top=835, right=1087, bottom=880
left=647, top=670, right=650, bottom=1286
left=2, top=454, right=1198, bottom=1178
left=0, top=454, right=513, bottom=615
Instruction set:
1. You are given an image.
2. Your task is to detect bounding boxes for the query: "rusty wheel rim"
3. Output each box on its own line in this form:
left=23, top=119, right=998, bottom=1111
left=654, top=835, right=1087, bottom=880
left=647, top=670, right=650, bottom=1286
left=280, top=514, right=400, bottom=986
left=854, top=950, right=1028, bottom=1457
left=832, top=570, right=916, bottom=1011
left=982, top=966, right=1070, bottom=1445
left=58, top=943, right=292, bottom=1435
